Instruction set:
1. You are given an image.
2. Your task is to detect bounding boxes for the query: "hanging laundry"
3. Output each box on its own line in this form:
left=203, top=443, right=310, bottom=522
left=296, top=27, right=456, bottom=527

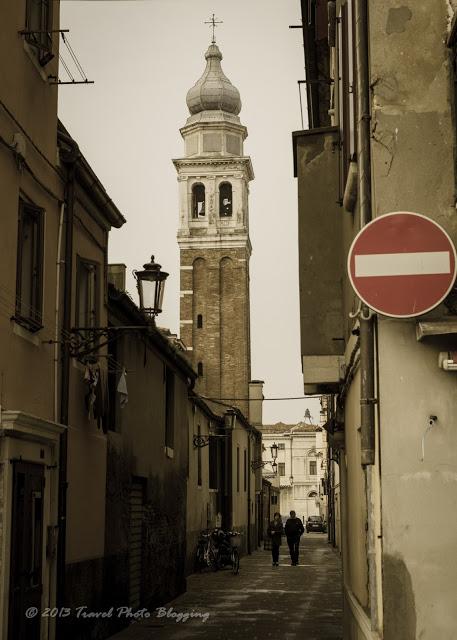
left=84, top=362, right=109, bottom=432
left=117, top=367, right=128, bottom=408
left=84, top=362, right=99, bottom=420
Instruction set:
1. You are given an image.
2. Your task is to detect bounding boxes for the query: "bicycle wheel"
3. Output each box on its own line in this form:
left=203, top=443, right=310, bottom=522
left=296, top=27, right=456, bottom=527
left=231, top=548, right=240, bottom=575
left=207, top=546, right=219, bottom=571
left=195, top=545, right=204, bottom=572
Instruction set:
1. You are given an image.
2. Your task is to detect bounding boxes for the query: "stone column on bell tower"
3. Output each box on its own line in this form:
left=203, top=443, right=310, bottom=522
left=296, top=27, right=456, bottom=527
left=173, top=42, right=254, bottom=418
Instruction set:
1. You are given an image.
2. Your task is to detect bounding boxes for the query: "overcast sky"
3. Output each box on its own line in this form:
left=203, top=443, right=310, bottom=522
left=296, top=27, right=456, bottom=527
left=58, top=0, right=322, bottom=424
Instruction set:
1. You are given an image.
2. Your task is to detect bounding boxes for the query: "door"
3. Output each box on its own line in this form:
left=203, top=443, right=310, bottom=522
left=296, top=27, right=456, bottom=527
left=129, top=479, right=144, bottom=609
left=8, top=461, right=45, bottom=640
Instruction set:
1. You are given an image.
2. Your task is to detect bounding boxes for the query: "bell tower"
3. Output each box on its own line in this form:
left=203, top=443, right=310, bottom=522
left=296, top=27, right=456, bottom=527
left=174, top=42, right=254, bottom=418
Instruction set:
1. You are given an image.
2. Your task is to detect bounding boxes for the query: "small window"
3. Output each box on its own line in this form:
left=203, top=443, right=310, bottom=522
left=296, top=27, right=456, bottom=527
left=25, top=0, right=54, bottom=63
left=219, top=182, right=232, bottom=217
left=76, top=258, right=99, bottom=331
left=15, top=199, right=44, bottom=331
left=197, top=314, right=203, bottom=328
left=309, top=461, right=317, bottom=475
left=197, top=425, right=202, bottom=486
left=165, top=367, right=175, bottom=450
left=192, top=183, right=205, bottom=218
left=271, top=495, right=278, bottom=505
left=278, top=463, right=285, bottom=477
left=197, top=362, right=203, bottom=377
left=244, top=449, right=247, bottom=492
left=277, top=443, right=285, bottom=450
left=209, top=432, right=218, bottom=490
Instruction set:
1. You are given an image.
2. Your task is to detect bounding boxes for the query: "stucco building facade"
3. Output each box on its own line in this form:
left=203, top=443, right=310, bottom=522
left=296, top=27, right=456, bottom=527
left=294, top=1, right=457, bottom=638
left=260, top=422, right=327, bottom=523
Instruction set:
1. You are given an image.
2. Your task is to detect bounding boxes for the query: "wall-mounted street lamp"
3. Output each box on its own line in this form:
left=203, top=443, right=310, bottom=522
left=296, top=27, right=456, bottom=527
left=251, top=442, right=278, bottom=471
left=193, top=434, right=229, bottom=448
left=64, top=254, right=169, bottom=361
left=133, top=255, right=169, bottom=320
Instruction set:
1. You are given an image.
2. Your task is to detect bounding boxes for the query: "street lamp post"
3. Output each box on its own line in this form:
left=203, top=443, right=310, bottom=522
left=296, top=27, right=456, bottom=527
left=133, top=255, right=169, bottom=320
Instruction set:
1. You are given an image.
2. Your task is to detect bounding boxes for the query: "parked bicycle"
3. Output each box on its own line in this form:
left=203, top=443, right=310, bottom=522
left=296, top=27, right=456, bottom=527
left=195, top=528, right=241, bottom=574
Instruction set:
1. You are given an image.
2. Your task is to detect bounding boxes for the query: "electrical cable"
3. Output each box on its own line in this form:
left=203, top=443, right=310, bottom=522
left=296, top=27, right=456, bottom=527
left=201, top=395, right=324, bottom=402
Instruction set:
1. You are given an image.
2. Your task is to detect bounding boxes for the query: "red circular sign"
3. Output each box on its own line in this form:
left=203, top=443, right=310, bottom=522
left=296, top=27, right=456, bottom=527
left=347, top=212, right=457, bottom=318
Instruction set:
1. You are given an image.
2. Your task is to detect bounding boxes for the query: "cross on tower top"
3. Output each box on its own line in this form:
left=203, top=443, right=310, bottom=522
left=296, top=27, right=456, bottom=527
left=204, top=13, right=223, bottom=44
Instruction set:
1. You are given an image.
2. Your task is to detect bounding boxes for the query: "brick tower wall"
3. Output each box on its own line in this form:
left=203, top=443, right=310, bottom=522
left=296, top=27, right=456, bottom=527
left=180, top=246, right=251, bottom=418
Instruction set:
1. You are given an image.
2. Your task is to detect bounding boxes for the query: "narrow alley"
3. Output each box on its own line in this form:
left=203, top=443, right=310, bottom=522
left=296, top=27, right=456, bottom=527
left=111, top=535, right=343, bottom=640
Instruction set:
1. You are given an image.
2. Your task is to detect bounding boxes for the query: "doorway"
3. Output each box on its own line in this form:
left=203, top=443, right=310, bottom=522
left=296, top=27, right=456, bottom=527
left=8, top=461, right=45, bottom=640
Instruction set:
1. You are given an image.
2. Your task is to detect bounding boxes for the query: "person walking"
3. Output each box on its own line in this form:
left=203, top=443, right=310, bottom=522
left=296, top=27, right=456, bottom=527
left=285, top=510, right=304, bottom=565
left=268, top=512, right=284, bottom=566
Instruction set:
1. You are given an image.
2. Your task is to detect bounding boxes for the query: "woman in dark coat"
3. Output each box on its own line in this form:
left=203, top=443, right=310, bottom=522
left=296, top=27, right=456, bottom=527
left=268, top=512, right=284, bottom=566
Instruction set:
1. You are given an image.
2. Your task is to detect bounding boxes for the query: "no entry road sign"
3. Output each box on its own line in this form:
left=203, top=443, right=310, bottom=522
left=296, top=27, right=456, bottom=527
left=347, top=212, right=457, bottom=318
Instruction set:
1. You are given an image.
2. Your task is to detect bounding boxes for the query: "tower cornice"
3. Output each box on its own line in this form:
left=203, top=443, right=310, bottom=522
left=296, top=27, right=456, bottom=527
left=173, top=156, right=254, bottom=181
left=177, top=233, right=252, bottom=255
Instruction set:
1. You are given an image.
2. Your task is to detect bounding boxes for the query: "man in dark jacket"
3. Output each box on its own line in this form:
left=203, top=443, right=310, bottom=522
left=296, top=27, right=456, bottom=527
left=268, top=512, right=284, bottom=566
left=284, top=510, right=304, bottom=565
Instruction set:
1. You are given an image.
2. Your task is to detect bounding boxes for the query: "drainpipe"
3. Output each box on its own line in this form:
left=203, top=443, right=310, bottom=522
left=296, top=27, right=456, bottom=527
left=56, top=132, right=80, bottom=611
left=224, top=411, right=235, bottom=530
left=355, top=0, right=375, bottom=466
left=354, top=0, right=380, bottom=634
left=247, top=432, right=251, bottom=554
left=54, top=203, right=65, bottom=422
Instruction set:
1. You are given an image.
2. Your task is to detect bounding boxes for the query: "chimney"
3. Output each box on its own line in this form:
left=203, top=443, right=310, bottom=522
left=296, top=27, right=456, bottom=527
left=108, top=263, right=127, bottom=291
left=248, top=380, right=264, bottom=427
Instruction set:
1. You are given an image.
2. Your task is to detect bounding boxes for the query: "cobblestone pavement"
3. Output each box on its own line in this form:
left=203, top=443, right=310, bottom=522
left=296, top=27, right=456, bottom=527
left=110, top=534, right=343, bottom=640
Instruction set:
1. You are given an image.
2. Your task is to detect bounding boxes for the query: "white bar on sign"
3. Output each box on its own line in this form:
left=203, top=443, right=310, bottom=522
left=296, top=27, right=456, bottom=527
left=355, top=251, right=451, bottom=277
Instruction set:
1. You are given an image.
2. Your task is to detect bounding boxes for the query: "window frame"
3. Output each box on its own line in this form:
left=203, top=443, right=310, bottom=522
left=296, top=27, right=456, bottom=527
left=76, top=257, right=100, bottom=330
left=309, top=460, right=317, bottom=476
left=25, top=0, right=54, bottom=58
left=278, top=462, right=286, bottom=477
left=15, top=198, right=44, bottom=333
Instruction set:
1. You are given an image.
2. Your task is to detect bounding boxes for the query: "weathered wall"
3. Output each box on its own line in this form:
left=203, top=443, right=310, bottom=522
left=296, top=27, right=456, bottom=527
left=0, top=0, right=63, bottom=421
left=102, top=312, right=190, bottom=632
left=378, top=319, right=457, bottom=640
left=368, top=2, right=457, bottom=639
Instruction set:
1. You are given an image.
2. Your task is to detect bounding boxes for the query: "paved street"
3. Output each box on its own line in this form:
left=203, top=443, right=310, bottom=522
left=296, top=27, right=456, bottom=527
left=110, top=534, right=343, bottom=640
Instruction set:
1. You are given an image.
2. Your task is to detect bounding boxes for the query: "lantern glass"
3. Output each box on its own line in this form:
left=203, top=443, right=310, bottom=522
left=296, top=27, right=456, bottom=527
left=134, top=256, right=168, bottom=319
left=271, top=461, right=277, bottom=474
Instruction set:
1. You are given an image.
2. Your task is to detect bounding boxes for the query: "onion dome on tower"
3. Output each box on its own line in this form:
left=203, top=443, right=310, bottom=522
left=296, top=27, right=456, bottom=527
left=186, top=44, right=241, bottom=116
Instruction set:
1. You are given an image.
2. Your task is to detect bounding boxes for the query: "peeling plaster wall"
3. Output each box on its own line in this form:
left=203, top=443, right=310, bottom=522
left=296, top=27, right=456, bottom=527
left=370, top=2, right=457, bottom=638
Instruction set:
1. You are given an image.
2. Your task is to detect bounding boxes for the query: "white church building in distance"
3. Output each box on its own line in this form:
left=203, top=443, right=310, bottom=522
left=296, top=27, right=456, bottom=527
left=260, top=421, right=328, bottom=523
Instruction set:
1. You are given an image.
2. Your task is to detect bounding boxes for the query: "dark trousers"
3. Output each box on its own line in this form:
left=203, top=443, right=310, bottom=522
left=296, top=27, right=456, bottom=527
left=271, top=542, right=280, bottom=563
left=287, top=536, right=300, bottom=564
